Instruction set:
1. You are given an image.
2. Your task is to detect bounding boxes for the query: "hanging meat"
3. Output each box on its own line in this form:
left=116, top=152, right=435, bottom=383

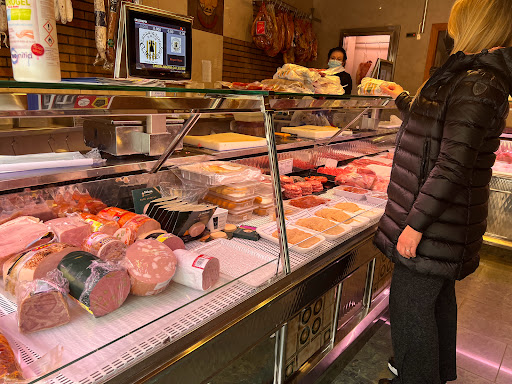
left=283, top=46, right=295, bottom=64
left=93, top=0, right=107, bottom=66
left=0, top=0, right=7, bottom=48
left=265, top=6, right=284, bottom=57
left=106, top=0, right=121, bottom=64
left=356, top=61, right=373, bottom=85
left=294, top=18, right=309, bottom=63
left=252, top=1, right=273, bottom=51
left=282, top=11, right=294, bottom=53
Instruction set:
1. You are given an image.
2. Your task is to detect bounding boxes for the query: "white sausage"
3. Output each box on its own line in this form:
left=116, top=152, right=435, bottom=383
left=66, top=0, right=73, bottom=22
left=58, top=0, right=66, bottom=24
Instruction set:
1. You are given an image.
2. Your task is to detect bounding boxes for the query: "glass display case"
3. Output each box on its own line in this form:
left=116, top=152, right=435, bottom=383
left=0, top=81, right=398, bottom=383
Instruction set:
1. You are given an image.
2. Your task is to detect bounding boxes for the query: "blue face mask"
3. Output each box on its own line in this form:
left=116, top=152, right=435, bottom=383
left=328, top=59, right=343, bottom=68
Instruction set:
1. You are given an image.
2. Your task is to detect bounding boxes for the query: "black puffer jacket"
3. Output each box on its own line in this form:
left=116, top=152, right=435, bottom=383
left=374, top=48, right=512, bottom=280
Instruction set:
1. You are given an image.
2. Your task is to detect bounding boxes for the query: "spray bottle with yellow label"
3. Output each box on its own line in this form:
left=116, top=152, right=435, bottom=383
left=6, top=0, right=61, bottom=82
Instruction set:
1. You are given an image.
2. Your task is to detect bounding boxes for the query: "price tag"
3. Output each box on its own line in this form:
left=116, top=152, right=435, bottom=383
left=325, top=159, right=338, bottom=168
left=278, top=158, right=293, bottom=175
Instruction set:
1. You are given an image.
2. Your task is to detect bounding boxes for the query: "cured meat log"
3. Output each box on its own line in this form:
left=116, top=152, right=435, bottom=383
left=0, top=216, right=54, bottom=269
left=58, top=251, right=131, bottom=317
left=3, top=243, right=79, bottom=295
left=0, top=332, right=22, bottom=380
left=82, top=232, right=126, bottom=261
left=79, top=212, right=119, bottom=236
left=16, top=270, right=70, bottom=334
left=140, top=231, right=185, bottom=251
left=124, top=240, right=177, bottom=296
left=46, top=216, right=92, bottom=247
left=98, top=207, right=161, bottom=238
left=97, top=207, right=136, bottom=226
left=123, top=215, right=161, bottom=239
left=172, top=249, right=220, bottom=291
left=106, top=0, right=120, bottom=62
left=282, top=11, right=294, bottom=53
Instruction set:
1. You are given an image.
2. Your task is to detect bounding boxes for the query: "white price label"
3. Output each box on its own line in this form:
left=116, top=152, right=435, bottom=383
left=325, top=159, right=338, bottom=168
left=278, top=158, right=294, bottom=175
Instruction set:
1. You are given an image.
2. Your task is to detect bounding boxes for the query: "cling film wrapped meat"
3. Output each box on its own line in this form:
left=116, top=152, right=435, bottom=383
left=252, top=1, right=273, bottom=51
left=58, top=251, right=130, bottom=317
left=16, top=269, right=71, bottom=334
left=358, top=77, right=398, bottom=96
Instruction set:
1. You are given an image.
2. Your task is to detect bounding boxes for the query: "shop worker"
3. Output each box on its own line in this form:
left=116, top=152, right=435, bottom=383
left=327, top=47, right=353, bottom=94
left=374, top=0, right=512, bottom=383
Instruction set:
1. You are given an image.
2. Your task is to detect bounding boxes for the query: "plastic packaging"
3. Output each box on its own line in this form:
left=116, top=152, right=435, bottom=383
left=209, top=181, right=260, bottom=199
left=78, top=212, right=120, bottom=235
left=253, top=206, right=274, bottom=216
left=159, top=181, right=208, bottom=203
left=6, top=0, right=61, bottom=82
left=333, top=185, right=370, bottom=200
left=16, top=269, right=70, bottom=334
left=289, top=196, right=330, bottom=209
left=179, top=161, right=263, bottom=187
left=172, top=249, right=220, bottom=291
left=227, top=207, right=254, bottom=223
left=0, top=332, right=23, bottom=380
left=3, top=242, right=77, bottom=295
left=202, top=192, right=256, bottom=212
left=82, top=232, right=126, bottom=261
left=358, top=77, right=398, bottom=96
left=58, top=251, right=131, bottom=317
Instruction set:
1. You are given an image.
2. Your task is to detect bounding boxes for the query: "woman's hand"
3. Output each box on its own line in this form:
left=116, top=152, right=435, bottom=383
left=396, top=225, right=423, bottom=259
left=380, top=82, right=405, bottom=100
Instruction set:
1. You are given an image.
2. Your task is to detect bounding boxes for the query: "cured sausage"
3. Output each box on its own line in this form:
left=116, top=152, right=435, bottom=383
left=106, top=0, right=120, bottom=62
left=82, top=232, right=126, bottom=261
left=124, top=240, right=177, bottom=296
left=79, top=212, right=119, bottom=236
left=94, top=0, right=107, bottom=64
left=140, top=231, right=185, bottom=251
left=66, top=0, right=73, bottom=22
left=58, top=251, right=131, bottom=317
left=122, top=215, right=161, bottom=239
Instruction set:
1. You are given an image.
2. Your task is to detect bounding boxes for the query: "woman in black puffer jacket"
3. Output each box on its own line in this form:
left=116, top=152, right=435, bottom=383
left=375, top=0, right=512, bottom=383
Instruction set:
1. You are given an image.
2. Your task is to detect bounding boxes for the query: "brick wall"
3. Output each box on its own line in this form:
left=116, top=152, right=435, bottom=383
left=222, top=37, right=283, bottom=83
left=0, top=0, right=111, bottom=80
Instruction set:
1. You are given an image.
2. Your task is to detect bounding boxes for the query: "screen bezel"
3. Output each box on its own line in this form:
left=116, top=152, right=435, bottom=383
left=126, top=7, right=192, bottom=80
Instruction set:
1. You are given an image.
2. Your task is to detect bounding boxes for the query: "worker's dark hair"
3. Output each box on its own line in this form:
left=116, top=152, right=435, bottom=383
left=327, top=47, right=347, bottom=62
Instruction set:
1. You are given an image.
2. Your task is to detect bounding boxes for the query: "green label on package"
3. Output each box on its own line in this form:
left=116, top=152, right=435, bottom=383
left=132, top=187, right=162, bottom=214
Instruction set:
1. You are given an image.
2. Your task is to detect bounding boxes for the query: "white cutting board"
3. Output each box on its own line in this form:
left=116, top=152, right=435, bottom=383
left=282, top=125, right=340, bottom=139
left=184, top=133, right=267, bottom=151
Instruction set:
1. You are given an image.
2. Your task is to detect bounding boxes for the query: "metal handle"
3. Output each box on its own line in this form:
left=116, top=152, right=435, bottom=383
left=324, top=107, right=371, bottom=146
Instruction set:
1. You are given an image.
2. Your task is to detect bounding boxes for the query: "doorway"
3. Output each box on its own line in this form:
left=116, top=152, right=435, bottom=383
left=340, top=26, right=401, bottom=94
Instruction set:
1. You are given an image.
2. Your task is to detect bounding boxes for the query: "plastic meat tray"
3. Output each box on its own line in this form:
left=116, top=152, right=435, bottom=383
left=193, top=239, right=280, bottom=287
left=256, top=222, right=326, bottom=254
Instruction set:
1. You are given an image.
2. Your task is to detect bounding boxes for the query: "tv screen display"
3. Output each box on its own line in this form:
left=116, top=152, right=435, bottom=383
left=126, top=8, right=192, bottom=80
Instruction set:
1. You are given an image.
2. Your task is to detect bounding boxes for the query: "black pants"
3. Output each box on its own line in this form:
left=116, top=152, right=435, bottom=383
left=390, top=264, right=457, bottom=384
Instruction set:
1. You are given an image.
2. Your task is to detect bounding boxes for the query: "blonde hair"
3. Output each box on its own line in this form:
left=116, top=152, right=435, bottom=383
left=414, top=0, right=512, bottom=101
left=449, top=0, right=512, bottom=53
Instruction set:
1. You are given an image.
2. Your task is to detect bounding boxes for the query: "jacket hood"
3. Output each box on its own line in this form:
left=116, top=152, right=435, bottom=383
left=427, top=47, right=512, bottom=96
